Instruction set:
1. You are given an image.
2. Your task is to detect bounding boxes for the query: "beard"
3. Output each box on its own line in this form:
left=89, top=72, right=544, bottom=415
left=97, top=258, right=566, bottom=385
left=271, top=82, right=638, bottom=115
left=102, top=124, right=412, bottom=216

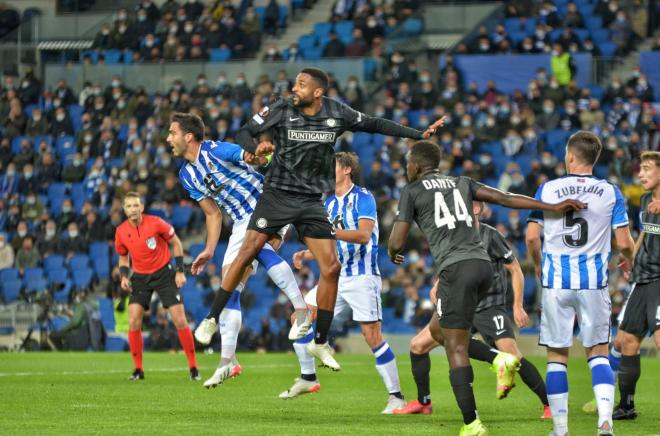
left=291, top=93, right=312, bottom=108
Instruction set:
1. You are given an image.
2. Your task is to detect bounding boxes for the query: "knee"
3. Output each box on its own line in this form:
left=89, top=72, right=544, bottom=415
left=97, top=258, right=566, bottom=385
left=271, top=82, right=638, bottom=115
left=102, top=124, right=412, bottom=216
left=322, top=259, right=341, bottom=279
left=410, top=336, right=426, bottom=355
left=362, top=325, right=382, bottom=349
left=128, top=316, right=142, bottom=331
left=620, top=332, right=641, bottom=354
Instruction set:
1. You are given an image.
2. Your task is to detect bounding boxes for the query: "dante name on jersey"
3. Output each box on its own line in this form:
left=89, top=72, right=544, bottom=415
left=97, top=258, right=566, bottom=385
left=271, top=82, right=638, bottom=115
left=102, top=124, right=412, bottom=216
left=325, top=185, right=379, bottom=277
left=528, top=175, right=628, bottom=290
left=178, top=140, right=264, bottom=222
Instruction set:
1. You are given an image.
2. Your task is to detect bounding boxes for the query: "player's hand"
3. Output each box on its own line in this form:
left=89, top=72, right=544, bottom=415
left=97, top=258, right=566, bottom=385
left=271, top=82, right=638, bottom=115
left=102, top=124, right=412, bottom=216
left=174, top=271, right=187, bottom=288
left=429, top=280, right=439, bottom=305
left=617, top=254, right=631, bottom=281
left=255, top=141, right=275, bottom=156
left=391, top=254, right=405, bottom=265
left=535, top=263, right=543, bottom=281
left=421, top=115, right=448, bottom=139
left=513, top=305, right=529, bottom=328
left=120, top=276, right=132, bottom=292
left=552, top=199, right=587, bottom=213
left=648, top=199, right=660, bottom=214
left=292, top=250, right=306, bottom=270
left=191, top=249, right=213, bottom=275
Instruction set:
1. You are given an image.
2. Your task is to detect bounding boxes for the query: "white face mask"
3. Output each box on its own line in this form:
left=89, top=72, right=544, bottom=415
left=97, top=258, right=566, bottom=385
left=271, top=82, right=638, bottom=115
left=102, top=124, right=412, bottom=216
left=18, top=229, right=27, bottom=237
left=56, top=113, right=65, bottom=122
left=69, top=230, right=78, bottom=238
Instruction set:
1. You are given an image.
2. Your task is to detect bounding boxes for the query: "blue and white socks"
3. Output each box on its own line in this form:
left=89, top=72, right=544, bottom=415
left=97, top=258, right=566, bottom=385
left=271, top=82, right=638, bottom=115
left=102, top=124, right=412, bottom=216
left=373, top=341, right=402, bottom=397
left=257, top=244, right=307, bottom=310
left=546, top=362, right=569, bottom=435
left=218, top=284, right=243, bottom=366
left=294, top=326, right=317, bottom=381
left=589, top=355, right=615, bottom=428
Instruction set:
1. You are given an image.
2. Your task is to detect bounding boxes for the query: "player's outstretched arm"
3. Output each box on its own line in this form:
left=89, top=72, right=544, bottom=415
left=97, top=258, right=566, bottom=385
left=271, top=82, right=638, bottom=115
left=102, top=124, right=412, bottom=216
left=474, top=184, right=587, bottom=213
left=387, top=221, right=410, bottom=264
left=191, top=198, right=223, bottom=275
left=351, top=110, right=447, bottom=140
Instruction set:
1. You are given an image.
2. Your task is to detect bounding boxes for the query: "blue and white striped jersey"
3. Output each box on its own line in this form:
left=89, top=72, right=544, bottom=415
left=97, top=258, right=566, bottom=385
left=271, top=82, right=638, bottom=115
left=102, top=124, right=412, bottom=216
left=179, top=140, right=264, bottom=222
left=325, top=185, right=380, bottom=277
left=528, top=174, right=629, bottom=290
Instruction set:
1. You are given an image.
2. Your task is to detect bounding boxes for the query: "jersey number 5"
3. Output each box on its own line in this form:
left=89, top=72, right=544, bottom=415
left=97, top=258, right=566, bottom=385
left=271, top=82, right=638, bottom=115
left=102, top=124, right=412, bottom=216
left=434, top=190, right=473, bottom=229
left=563, top=211, right=588, bottom=247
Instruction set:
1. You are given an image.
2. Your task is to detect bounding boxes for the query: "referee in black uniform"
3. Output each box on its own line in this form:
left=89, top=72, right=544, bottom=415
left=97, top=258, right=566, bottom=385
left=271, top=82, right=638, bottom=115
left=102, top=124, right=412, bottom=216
left=613, top=151, right=660, bottom=420
left=195, top=67, right=446, bottom=369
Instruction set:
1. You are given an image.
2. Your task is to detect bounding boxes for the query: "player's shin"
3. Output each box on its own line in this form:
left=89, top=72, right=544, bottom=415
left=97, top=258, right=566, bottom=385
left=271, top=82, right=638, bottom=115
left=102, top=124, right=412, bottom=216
left=294, top=327, right=316, bottom=381
left=410, top=352, right=431, bottom=405
left=588, top=355, right=615, bottom=428
left=449, top=365, right=478, bottom=425
left=546, top=362, right=569, bottom=434
left=467, top=339, right=498, bottom=363
left=258, top=244, right=307, bottom=310
left=617, top=354, right=640, bottom=410
left=518, top=358, right=549, bottom=406
left=219, top=291, right=242, bottom=366
left=373, top=341, right=402, bottom=398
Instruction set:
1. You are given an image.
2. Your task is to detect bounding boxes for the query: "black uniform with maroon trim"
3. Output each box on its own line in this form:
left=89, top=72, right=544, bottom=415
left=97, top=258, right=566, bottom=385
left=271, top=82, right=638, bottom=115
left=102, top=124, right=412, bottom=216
left=235, top=96, right=423, bottom=240
left=619, top=193, right=660, bottom=336
left=472, top=223, right=517, bottom=346
left=395, top=172, right=493, bottom=329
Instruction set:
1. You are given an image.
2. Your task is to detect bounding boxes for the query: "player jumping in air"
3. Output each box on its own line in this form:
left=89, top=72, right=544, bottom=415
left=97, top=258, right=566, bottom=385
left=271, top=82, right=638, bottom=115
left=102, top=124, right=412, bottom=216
left=167, top=112, right=310, bottom=387
left=284, top=152, right=405, bottom=413
left=394, top=201, right=550, bottom=419
left=388, top=140, right=584, bottom=436
left=194, top=67, right=446, bottom=371
left=526, top=132, right=635, bottom=436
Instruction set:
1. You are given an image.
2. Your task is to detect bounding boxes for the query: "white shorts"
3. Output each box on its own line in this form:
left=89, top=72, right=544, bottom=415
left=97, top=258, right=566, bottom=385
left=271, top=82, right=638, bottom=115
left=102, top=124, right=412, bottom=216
left=222, top=219, right=289, bottom=272
left=304, top=275, right=382, bottom=322
left=539, top=287, right=612, bottom=348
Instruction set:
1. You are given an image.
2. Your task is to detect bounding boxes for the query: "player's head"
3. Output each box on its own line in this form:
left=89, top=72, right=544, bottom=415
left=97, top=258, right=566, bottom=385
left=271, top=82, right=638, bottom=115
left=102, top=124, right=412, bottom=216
left=565, top=131, right=602, bottom=170
left=122, top=191, right=144, bottom=222
left=335, top=152, right=360, bottom=185
left=407, top=140, right=442, bottom=182
left=639, top=151, right=660, bottom=191
left=167, top=112, right=205, bottom=157
left=473, top=201, right=484, bottom=218
left=292, top=68, right=329, bottom=108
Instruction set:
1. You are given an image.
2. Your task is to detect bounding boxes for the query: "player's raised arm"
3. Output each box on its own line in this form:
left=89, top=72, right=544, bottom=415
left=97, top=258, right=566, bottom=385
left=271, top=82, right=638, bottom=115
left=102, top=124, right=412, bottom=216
left=235, top=99, right=285, bottom=154
left=474, top=183, right=586, bottom=213
left=191, top=198, right=223, bottom=275
left=345, top=103, right=448, bottom=140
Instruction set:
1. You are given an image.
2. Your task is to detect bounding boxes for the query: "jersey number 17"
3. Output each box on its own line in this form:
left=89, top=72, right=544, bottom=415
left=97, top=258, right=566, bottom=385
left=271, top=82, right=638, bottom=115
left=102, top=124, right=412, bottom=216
left=434, top=189, right=473, bottom=229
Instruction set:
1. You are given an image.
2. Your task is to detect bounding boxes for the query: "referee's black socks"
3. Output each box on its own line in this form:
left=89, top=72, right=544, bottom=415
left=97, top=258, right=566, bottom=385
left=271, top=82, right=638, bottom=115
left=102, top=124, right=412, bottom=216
left=449, top=365, right=478, bottom=424
left=314, top=309, right=333, bottom=344
left=206, top=287, right=232, bottom=320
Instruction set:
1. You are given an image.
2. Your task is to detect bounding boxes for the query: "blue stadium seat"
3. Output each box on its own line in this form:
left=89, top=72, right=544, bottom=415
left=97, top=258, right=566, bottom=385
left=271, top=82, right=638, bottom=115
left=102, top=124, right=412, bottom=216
left=43, top=254, right=65, bottom=272
left=509, top=31, right=527, bottom=46
left=171, top=205, right=193, bottom=230
left=302, top=47, right=323, bottom=60
left=504, top=17, right=524, bottom=34
left=11, top=136, right=30, bottom=153
left=25, top=277, right=47, bottom=293
left=72, top=268, right=94, bottom=289
left=2, top=279, right=22, bottom=303
left=48, top=194, right=67, bottom=216
left=545, top=129, right=570, bottom=149
left=209, top=48, right=232, bottom=62
left=598, top=42, right=617, bottom=57
left=47, top=182, right=67, bottom=200
left=297, top=34, right=316, bottom=50
left=105, top=336, right=127, bottom=351
left=148, top=208, right=167, bottom=220
left=69, top=253, right=90, bottom=270
left=80, top=50, right=98, bottom=64
left=402, top=18, right=423, bottom=36
left=68, top=105, right=83, bottom=133
left=32, top=135, right=52, bottom=151
left=104, top=49, right=122, bottom=64
left=313, top=22, right=332, bottom=37
left=123, top=49, right=134, bottom=64
left=55, top=135, right=76, bottom=159
left=188, top=243, right=205, bottom=260
left=591, top=28, right=610, bottom=44
left=363, top=58, right=377, bottom=81
left=574, top=28, right=589, bottom=42
left=47, top=268, right=68, bottom=286
left=0, top=268, right=20, bottom=282
left=278, top=4, right=288, bottom=28
left=23, top=267, right=44, bottom=284
left=89, top=241, right=109, bottom=260
left=335, top=20, right=354, bottom=39
left=98, top=298, right=116, bottom=331
left=93, top=258, right=110, bottom=280
left=589, top=85, right=604, bottom=100
left=585, top=16, right=603, bottom=32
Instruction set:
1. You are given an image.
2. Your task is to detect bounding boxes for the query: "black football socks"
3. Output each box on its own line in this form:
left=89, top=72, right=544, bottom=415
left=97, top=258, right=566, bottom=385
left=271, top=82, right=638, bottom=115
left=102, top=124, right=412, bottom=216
left=411, top=352, right=431, bottom=405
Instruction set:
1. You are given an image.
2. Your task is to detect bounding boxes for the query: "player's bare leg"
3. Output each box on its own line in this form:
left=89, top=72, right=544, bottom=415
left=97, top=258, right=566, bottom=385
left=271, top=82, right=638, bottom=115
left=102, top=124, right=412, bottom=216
left=127, top=304, right=145, bottom=380
left=361, top=321, right=405, bottom=413
left=167, top=303, right=200, bottom=380
left=303, top=236, right=341, bottom=370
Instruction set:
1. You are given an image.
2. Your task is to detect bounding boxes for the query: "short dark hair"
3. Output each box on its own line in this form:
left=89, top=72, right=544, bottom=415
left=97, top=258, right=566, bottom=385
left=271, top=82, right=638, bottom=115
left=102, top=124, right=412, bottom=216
left=335, top=152, right=361, bottom=183
left=410, top=140, right=442, bottom=170
left=300, top=67, right=329, bottom=91
left=566, top=131, right=602, bottom=166
left=171, top=112, right=205, bottom=142
left=640, top=150, right=660, bottom=168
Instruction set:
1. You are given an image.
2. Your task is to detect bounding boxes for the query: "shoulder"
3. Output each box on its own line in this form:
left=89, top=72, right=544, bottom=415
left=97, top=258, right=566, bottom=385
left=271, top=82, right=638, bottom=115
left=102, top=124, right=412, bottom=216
left=324, top=194, right=337, bottom=207
left=639, top=191, right=651, bottom=206
left=355, top=185, right=374, bottom=199
left=115, top=220, right=129, bottom=235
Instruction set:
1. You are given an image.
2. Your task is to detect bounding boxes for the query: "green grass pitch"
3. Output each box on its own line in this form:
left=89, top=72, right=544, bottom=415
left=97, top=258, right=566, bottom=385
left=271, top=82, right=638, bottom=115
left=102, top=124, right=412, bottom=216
left=0, top=353, right=658, bottom=435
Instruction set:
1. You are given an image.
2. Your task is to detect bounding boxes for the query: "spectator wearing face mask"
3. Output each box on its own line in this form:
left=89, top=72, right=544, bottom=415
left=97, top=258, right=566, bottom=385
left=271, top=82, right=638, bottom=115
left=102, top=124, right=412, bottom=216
left=37, top=220, right=59, bottom=256
left=1, top=162, right=19, bottom=197
left=15, top=236, right=40, bottom=272
left=61, top=153, right=86, bottom=183
left=25, top=108, right=49, bottom=137
left=535, top=99, right=560, bottom=130
left=93, top=23, right=113, bottom=49
left=57, top=199, right=77, bottom=232
left=58, top=222, right=88, bottom=257
left=0, top=233, right=14, bottom=270
left=50, top=107, right=75, bottom=137
left=21, top=191, right=45, bottom=222
left=17, top=163, right=38, bottom=194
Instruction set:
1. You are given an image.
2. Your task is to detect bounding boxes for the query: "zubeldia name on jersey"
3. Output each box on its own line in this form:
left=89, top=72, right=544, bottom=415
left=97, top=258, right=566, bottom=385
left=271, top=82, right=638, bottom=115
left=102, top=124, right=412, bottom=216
left=554, top=182, right=604, bottom=199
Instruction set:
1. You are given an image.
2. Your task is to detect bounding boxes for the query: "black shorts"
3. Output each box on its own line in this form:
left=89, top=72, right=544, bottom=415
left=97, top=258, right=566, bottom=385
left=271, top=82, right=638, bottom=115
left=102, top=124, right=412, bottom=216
left=129, top=263, right=181, bottom=310
left=436, top=259, right=493, bottom=329
left=619, top=279, right=660, bottom=337
left=248, top=187, right=335, bottom=241
left=472, top=305, right=516, bottom=347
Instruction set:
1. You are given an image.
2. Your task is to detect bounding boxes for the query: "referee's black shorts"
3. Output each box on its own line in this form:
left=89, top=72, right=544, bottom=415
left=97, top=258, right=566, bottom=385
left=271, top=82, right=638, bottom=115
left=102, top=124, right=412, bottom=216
left=129, top=263, right=181, bottom=309
left=618, top=279, right=660, bottom=337
left=248, top=186, right=335, bottom=241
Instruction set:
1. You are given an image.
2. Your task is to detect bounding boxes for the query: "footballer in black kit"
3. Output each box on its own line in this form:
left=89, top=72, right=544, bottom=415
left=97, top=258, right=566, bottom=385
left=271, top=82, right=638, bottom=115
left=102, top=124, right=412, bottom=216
left=199, top=67, right=447, bottom=370
left=613, top=151, right=660, bottom=420
left=388, top=141, right=584, bottom=434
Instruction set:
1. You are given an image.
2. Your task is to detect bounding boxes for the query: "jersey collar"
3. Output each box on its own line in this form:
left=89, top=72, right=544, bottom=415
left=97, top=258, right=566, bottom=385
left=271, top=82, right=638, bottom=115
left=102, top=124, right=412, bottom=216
left=335, top=183, right=355, bottom=201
